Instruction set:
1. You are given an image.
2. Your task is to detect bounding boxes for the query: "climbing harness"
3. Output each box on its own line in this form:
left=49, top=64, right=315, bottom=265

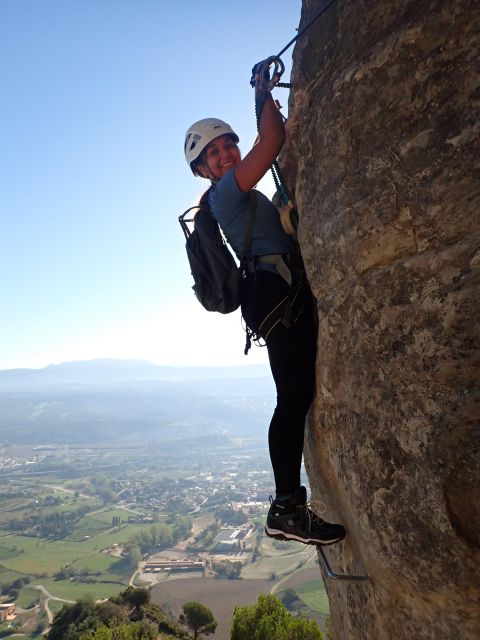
left=242, top=253, right=309, bottom=355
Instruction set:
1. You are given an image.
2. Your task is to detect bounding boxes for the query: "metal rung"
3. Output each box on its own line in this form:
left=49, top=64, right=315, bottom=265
left=317, top=547, right=369, bottom=581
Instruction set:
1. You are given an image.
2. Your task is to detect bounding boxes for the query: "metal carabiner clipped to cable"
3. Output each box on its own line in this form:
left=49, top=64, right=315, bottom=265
left=250, top=55, right=285, bottom=92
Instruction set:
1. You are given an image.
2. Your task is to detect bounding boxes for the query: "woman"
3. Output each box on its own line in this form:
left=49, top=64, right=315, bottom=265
left=184, top=92, right=346, bottom=546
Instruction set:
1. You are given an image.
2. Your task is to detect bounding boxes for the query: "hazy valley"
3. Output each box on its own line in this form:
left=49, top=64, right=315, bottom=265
left=0, top=360, right=328, bottom=638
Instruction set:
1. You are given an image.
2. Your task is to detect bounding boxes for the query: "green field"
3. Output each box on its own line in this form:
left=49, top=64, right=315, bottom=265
left=15, top=585, right=41, bottom=609
left=0, top=497, right=30, bottom=513
left=295, top=580, right=330, bottom=615
left=48, top=599, right=67, bottom=616
left=0, top=488, right=96, bottom=530
left=0, top=514, right=151, bottom=605
left=260, top=537, right=307, bottom=556
left=40, top=577, right=126, bottom=600
left=68, top=507, right=161, bottom=541
left=69, top=552, right=132, bottom=583
left=45, top=496, right=94, bottom=514
left=0, top=620, right=15, bottom=636
left=241, top=542, right=313, bottom=580
left=0, top=523, right=147, bottom=575
left=80, top=508, right=133, bottom=525
left=0, top=544, right=18, bottom=561
left=0, top=567, right=24, bottom=585
left=241, top=554, right=299, bottom=579
left=67, top=513, right=117, bottom=540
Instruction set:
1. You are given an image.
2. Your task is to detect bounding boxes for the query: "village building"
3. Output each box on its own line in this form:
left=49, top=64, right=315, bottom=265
left=143, top=559, right=204, bottom=572
left=0, top=603, right=16, bottom=622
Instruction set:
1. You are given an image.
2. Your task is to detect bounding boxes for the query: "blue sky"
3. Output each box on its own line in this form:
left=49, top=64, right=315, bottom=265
left=0, top=1, right=301, bottom=370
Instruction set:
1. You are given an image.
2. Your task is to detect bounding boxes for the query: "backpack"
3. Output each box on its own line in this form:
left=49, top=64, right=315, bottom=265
left=179, top=188, right=257, bottom=314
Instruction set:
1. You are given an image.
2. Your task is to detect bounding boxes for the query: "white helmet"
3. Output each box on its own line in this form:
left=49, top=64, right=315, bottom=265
left=184, top=118, right=239, bottom=176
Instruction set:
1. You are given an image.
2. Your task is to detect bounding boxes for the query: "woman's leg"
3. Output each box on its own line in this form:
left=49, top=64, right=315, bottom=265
left=266, top=289, right=317, bottom=496
left=243, top=272, right=346, bottom=545
left=241, top=271, right=317, bottom=495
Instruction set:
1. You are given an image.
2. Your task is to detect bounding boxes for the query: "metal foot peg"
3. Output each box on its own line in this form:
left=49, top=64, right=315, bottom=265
left=317, top=546, right=369, bottom=581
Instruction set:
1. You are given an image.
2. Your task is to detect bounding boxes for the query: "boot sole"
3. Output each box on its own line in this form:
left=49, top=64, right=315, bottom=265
left=265, top=526, right=346, bottom=546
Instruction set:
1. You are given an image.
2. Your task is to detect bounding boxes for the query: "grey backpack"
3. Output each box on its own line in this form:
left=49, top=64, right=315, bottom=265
left=179, top=189, right=257, bottom=314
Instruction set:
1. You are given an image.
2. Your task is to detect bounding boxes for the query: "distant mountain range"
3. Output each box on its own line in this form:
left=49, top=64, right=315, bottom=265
left=0, top=359, right=274, bottom=445
left=0, top=359, right=272, bottom=390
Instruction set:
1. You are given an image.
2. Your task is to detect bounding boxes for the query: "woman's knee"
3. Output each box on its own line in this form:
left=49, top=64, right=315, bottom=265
left=275, top=388, right=315, bottom=417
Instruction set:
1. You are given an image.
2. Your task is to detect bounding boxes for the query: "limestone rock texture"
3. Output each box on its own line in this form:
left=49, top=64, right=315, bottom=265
left=283, top=1, right=480, bottom=638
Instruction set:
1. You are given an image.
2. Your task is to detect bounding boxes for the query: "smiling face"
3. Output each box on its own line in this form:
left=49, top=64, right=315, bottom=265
left=197, top=134, right=241, bottom=180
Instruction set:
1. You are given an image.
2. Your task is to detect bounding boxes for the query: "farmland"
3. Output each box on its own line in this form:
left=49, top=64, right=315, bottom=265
left=150, top=546, right=327, bottom=639
left=0, top=441, right=330, bottom=637
left=152, top=576, right=275, bottom=640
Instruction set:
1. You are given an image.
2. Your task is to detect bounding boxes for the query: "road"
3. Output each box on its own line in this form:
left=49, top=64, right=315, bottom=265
left=32, top=584, right=75, bottom=631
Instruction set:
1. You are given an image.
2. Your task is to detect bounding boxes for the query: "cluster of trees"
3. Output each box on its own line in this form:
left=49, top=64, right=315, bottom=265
left=187, top=522, right=220, bottom=551
left=90, top=476, right=118, bottom=504
left=123, top=517, right=190, bottom=570
left=1, top=576, right=31, bottom=601
left=123, top=516, right=192, bottom=569
left=231, top=594, right=325, bottom=640
left=280, top=587, right=304, bottom=611
left=127, top=516, right=192, bottom=555
left=54, top=566, right=100, bottom=584
left=46, top=590, right=326, bottom=640
left=62, top=475, right=118, bottom=504
left=46, top=588, right=190, bottom=640
left=8, top=504, right=90, bottom=539
left=43, top=495, right=63, bottom=507
left=212, top=559, right=242, bottom=579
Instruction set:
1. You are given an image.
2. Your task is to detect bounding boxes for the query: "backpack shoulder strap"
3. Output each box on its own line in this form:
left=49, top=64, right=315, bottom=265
left=241, top=190, right=257, bottom=259
left=199, top=186, right=212, bottom=209
left=183, top=185, right=256, bottom=259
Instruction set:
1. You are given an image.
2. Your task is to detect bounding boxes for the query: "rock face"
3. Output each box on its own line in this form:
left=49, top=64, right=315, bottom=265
left=282, top=1, right=480, bottom=638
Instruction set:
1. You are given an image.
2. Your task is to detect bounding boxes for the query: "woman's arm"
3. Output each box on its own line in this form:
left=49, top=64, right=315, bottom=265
left=234, top=93, right=286, bottom=193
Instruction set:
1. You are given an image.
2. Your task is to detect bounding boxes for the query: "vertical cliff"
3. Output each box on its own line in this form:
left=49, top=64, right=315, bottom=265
left=282, top=1, right=480, bottom=638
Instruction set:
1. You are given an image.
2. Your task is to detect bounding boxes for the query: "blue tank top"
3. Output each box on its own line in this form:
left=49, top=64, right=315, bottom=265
left=208, top=169, right=296, bottom=260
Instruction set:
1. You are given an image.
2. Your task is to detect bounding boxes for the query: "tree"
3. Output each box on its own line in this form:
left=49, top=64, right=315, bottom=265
left=230, top=594, right=323, bottom=640
left=124, top=543, right=142, bottom=569
left=79, top=622, right=157, bottom=640
left=46, top=596, right=97, bottom=640
left=280, top=588, right=299, bottom=610
left=47, top=594, right=185, bottom=640
left=212, top=559, right=241, bottom=579
left=95, top=601, right=127, bottom=628
left=181, top=601, right=217, bottom=639
left=115, top=587, right=150, bottom=611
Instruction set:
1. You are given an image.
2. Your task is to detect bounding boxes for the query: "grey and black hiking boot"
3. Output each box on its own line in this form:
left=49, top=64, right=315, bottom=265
left=265, top=486, right=346, bottom=546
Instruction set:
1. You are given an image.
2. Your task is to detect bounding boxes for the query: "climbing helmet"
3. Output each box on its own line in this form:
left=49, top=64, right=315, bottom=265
left=184, top=118, right=239, bottom=176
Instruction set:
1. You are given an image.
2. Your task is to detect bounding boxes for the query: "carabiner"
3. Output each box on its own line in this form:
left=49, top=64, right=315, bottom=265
left=250, top=55, right=285, bottom=91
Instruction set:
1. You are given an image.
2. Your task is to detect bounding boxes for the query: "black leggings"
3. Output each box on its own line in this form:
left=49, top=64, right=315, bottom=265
left=242, top=270, right=317, bottom=496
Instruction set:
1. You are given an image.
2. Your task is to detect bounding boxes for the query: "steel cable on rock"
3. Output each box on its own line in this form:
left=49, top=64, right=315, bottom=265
left=252, top=0, right=338, bottom=199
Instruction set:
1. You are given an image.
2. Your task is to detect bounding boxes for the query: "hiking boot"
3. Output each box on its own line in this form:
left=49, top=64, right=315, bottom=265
left=265, top=486, right=346, bottom=546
